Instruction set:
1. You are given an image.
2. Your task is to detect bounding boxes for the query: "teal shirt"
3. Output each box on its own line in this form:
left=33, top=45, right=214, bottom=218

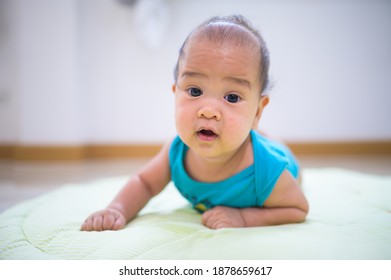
left=169, top=130, right=300, bottom=212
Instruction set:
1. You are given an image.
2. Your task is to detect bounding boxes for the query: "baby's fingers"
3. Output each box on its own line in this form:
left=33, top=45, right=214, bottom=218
left=202, top=215, right=224, bottom=229
left=81, top=209, right=126, bottom=231
left=201, top=210, right=216, bottom=229
left=112, top=216, right=126, bottom=230
left=81, top=216, right=96, bottom=231
left=81, top=212, right=105, bottom=231
left=102, top=214, right=116, bottom=230
left=92, top=215, right=104, bottom=231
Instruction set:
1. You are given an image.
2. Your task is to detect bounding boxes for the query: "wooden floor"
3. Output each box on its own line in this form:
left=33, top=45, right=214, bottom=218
left=1, top=154, right=391, bottom=213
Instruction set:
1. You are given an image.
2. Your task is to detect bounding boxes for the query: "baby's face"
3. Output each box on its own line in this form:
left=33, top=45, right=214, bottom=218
left=173, top=36, right=267, bottom=159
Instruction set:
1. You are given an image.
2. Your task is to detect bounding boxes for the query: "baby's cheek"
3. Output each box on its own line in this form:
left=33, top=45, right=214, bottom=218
left=175, top=108, right=189, bottom=127
left=227, top=116, right=251, bottom=134
left=226, top=116, right=240, bottom=129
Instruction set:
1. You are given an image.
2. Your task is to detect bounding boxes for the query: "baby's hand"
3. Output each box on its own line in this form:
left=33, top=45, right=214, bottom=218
left=81, top=208, right=126, bottom=231
left=201, top=206, right=246, bottom=229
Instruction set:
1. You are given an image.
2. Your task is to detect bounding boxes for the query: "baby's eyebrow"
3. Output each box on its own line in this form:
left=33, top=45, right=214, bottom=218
left=223, top=76, right=251, bottom=90
left=182, top=71, right=251, bottom=89
left=181, top=71, right=208, bottom=79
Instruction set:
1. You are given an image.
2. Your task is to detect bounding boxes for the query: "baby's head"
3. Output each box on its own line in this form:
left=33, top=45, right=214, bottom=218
left=174, top=15, right=270, bottom=95
left=173, top=15, right=272, bottom=158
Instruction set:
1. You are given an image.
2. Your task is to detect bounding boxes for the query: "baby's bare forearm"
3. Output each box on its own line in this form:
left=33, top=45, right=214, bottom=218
left=107, top=175, right=154, bottom=223
left=240, top=206, right=308, bottom=227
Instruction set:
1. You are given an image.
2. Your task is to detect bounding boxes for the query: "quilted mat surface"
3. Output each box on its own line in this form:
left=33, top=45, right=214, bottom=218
left=0, top=168, right=390, bottom=259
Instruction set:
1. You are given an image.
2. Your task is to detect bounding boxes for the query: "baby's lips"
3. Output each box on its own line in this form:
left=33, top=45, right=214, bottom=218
left=199, top=129, right=216, bottom=136
left=197, top=129, right=218, bottom=141
left=197, top=126, right=218, bottom=135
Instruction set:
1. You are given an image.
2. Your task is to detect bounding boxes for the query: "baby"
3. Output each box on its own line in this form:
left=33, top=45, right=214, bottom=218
left=81, top=15, right=308, bottom=231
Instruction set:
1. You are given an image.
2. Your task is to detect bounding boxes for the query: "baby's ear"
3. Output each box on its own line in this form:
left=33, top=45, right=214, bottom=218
left=253, top=95, right=269, bottom=129
left=260, top=95, right=269, bottom=108
left=172, top=84, right=176, bottom=93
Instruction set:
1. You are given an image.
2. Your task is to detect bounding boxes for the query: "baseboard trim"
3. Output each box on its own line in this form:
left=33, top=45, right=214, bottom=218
left=288, top=141, right=391, bottom=155
left=0, top=141, right=390, bottom=160
left=12, top=145, right=87, bottom=161
left=85, top=144, right=162, bottom=159
left=0, top=144, right=162, bottom=161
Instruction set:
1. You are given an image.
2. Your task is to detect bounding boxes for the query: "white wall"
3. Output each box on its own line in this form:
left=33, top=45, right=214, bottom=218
left=0, top=0, right=18, bottom=143
left=1, top=0, right=390, bottom=144
left=0, top=0, right=83, bottom=145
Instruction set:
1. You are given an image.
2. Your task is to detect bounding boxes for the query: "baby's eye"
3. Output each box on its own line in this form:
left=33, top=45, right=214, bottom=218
left=187, top=87, right=203, bottom=97
left=224, top=93, right=241, bottom=103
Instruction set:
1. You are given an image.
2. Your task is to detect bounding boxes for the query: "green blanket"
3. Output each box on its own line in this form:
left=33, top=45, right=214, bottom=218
left=0, top=168, right=390, bottom=259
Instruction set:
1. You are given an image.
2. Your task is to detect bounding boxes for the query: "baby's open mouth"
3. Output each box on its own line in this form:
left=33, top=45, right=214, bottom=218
left=199, top=129, right=216, bottom=136
left=197, top=129, right=218, bottom=141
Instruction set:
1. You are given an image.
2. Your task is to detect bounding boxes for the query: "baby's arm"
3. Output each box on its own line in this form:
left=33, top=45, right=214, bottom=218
left=202, top=170, right=308, bottom=229
left=81, top=142, right=171, bottom=231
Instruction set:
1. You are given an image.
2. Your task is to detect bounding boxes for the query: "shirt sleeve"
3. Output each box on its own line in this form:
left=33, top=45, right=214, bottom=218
left=252, top=131, right=290, bottom=206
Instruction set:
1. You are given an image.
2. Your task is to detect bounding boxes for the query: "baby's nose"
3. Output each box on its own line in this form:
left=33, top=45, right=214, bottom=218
left=197, top=107, right=221, bottom=120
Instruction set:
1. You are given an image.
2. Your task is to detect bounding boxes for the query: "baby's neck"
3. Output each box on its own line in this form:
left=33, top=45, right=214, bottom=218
left=185, top=137, right=253, bottom=183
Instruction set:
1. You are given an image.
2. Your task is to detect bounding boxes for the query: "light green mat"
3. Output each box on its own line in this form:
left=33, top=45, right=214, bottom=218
left=0, top=168, right=390, bottom=259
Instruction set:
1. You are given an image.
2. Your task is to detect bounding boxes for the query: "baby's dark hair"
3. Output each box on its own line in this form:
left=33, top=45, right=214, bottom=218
left=173, top=15, right=271, bottom=95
